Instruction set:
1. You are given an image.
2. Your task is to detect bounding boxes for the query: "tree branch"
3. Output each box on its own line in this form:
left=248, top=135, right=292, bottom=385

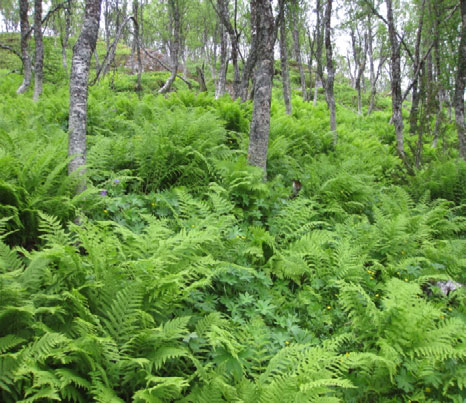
left=0, top=43, right=22, bottom=60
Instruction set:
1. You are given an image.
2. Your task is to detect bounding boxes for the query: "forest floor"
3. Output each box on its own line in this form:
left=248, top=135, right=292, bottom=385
left=0, top=39, right=465, bottom=402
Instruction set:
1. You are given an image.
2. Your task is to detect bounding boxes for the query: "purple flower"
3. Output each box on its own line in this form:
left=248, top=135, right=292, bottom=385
left=100, top=190, right=108, bottom=196
left=114, top=179, right=120, bottom=184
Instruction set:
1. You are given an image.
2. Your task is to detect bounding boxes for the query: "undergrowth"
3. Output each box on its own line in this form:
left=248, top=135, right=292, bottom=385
left=0, top=71, right=465, bottom=402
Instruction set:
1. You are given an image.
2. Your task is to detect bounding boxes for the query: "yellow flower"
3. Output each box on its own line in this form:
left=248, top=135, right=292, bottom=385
left=448, top=307, right=453, bottom=311
left=370, top=276, right=374, bottom=280
left=425, top=387, right=431, bottom=393
left=404, top=278, right=409, bottom=282
left=151, top=202, right=156, bottom=207
left=327, top=305, right=331, bottom=310
left=375, top=294, right=379, bottom=298
left=345, top=352, right=350, bottom=357
left=285, top=341, right=290, bottom=345
left=104, top=209, right=108, bottom=214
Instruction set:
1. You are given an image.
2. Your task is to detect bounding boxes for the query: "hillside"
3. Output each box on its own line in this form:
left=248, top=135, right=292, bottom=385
left=1, top=36, right=466, bottom=402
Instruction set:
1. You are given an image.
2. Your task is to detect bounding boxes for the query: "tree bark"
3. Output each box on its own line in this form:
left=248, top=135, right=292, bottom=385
left=159, top=0, right=180, bottom=94
left=248, top=0, right=276, bottom=174
left=279, top=8, right=292, bottom=114
left=17, top=0, right=32, bottom=94
left=291, top=0, right=306, bottom=100
left=355, top=33, right=368, bottom=115
left=408, top=0, right=426, bottom=134
left=456, top=0, right=466, bottom=159
left=214, top=0, right=240, bottom=98
left=60, top=0, right=72, bottom=70
left=386, top=0, right=408, bottom=168
left=306, top=28, right=315, bottom=102
left=239, top=3, right=258, bottom=102
left=68, top=0, right=102, bottom=192
left=215, top=22, right=228, bottom=98
left=132, top=0, right=142, bottom=93
left=324, top=0, right=337, bottom=141
left=33, top=0, right=44, bottom=101
left=314, top=0, right=323, bottom=106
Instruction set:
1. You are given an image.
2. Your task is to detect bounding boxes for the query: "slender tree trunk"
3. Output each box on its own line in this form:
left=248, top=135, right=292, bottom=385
left=159, top=0, right=180, bottom=94
left=386, top=0, right=408, bottom=167
left=133, top=0, right=142, bottom=93
left=92, top=16, right=132, bottom=83
left=355, top=34, right=368, bottom=115
left=239, top=3, right=258, bottom=102
left=314, top=0, right=323, bottom=106
left=248, top=0, right=276, bottom=174
left=455, top=0, right=466, bottom=159
left=33, top=0, right=43, bottom=101
left=368, top=19, right=376, bottom=114
left=291, top=0, right=306, bottom=100
left=408, top=0, right=426, bottom=134
left=60, top=0, right=72, bottom=70
left=215, top=22, right=228, bottom=98
left=306, top=28, right=315, bottom=102
left=279, top=8, right=292, bottom=114
left=215, top=0, right=240, bottom=98
left=68, top=0, right=102, bottom=192
left=17, top=0, right=32, bottom=94
left=324, top=0, right=337, bottom=141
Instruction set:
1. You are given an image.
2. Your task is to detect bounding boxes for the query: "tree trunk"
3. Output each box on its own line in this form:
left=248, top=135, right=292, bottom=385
left=291, top=0, right=306, bottom=101
left=355, top=34, right=368, bottom=115
left=68, top=0, right=102, bottom=192
left=279, top=8, right=292, bottom=114
left=408, top=0, right=426, bottom=134
left=239, top=3, right=258, bottom=102
left=215, top=0, right=240, bottom=99
left=132, top=0, right=142, bottom=93
left=324, top=0, right=337, bottom=141
left=215, top=22, right=228, bottom=98
left=455, top=0, right=466, bottom=159
left=17, top=0, right=32, bottom=94
left=314, top=0, right=323, bottom=106
left=368, top=19, right=376, bottom=114
left=33, top=0, right=43, bottom=101
left=386, top=0, right=408, bottom=167
left=159, top=0, right=180, bottom=94
left=197, top=65, right=208, bottom=91
left=61, top=0, right=72, bottom=70
left=306, top=28, right=314, bottom=102
left=248, top=0, right=276, bottom=175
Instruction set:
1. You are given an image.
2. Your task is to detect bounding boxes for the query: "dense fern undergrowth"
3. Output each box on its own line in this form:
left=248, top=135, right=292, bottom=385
left=0, top=66, right=465, bottom=403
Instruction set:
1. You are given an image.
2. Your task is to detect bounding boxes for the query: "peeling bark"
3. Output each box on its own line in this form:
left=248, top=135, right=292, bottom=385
left=68, top=0, right=102, bottom=193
